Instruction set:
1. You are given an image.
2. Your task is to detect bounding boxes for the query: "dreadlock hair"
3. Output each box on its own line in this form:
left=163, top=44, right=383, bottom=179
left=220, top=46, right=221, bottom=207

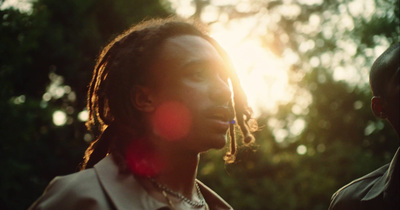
left=81, top=17, right=255, bottom=170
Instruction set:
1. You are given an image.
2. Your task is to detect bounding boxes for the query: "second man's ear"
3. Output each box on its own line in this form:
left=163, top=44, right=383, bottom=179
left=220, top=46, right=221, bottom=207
left=131, top=85, right=156, bottom=112
left=371, top=96, right=387, bottom=119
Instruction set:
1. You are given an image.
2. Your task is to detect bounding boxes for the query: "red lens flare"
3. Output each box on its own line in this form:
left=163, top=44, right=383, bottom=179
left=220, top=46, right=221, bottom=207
left=125, top=139, right=164, bottom=177
left=152, top=101, right=192, bottom=141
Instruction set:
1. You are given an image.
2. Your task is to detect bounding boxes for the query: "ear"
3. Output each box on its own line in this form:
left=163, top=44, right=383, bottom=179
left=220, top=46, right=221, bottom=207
left=371, top=96, right=387, bottom=119
left=130, top=85, right=155, bottom=112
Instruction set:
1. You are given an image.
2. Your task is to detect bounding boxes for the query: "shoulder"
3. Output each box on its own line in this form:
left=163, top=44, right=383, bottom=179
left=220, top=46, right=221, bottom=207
left=29, top=169, right=111, bottom=210
left=329, top=164, right=389, bottom=210
left=48, top=169, right=102, bottom=195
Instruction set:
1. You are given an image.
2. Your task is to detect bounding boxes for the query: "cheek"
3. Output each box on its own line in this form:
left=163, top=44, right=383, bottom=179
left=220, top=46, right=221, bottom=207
left=152, top=101, right=193, bottom=141
left=183, top=86, right=210, bottom=108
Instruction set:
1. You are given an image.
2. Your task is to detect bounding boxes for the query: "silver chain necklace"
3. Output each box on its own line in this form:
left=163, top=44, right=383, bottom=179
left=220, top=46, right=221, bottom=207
left=149, top=178, right=206, bottom=208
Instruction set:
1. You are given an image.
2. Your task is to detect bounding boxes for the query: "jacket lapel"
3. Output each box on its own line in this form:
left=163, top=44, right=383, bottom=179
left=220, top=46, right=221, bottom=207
left=94, top=155, right=167, bottom=210
left=197, top=180, right=233, bottom=210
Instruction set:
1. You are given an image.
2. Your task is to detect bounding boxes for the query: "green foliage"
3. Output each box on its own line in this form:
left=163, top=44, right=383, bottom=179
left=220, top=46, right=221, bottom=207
left=1, top=0, right=399, bottom=209
left=198, top=0, right=399, bottom=209
left=0, top=0, right=171, bottom=209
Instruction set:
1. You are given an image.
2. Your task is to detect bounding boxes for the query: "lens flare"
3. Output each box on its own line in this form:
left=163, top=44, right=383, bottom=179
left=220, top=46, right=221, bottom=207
left=125, top=139, right=164, bottom=177
left=152, top=101, right=192, bottom=141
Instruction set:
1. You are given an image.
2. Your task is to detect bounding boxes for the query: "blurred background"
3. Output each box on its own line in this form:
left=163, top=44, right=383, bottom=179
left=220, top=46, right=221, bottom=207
left=0, top=0, right=399, bottom=209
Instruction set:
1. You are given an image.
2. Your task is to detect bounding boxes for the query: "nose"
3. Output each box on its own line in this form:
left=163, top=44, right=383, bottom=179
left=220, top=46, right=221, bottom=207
left=210, top=75, right=232, bottom=105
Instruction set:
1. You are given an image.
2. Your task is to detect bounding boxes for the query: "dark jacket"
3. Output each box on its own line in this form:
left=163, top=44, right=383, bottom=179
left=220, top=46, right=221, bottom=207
left=329, top=148, right=400, bottom=210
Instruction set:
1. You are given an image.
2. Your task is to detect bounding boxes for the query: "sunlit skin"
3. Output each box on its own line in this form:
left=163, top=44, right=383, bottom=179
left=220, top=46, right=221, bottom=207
left=129, top=35, right=233, bottom=207
left=145, top=35, right=233, bottom=151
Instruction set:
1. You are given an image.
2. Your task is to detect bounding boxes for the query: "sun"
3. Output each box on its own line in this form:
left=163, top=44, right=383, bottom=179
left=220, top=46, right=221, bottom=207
left=209, top=22, right=291, bottom=117
left=167, top=0, right=292, bottom=117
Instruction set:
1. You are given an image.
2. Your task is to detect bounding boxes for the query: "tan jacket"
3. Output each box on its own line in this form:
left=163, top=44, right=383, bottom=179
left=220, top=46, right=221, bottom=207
left=29, top=155, right=233, bottom=210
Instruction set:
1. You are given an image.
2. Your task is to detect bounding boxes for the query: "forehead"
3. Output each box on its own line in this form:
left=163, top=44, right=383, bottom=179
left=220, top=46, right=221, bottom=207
left=371, top=46, right=399, bottom=81
left=378, top=47, right=400, bottom=93
left=382, top=46, right=400, bottom=68
left=155, top=35, right=225, bottom=71
left=384, top=47, right=399, bottom=80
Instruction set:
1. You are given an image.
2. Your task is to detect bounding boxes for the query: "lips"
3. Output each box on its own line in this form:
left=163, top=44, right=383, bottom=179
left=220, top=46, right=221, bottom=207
left=206, top=106, right=234, bottom=122
left=211, top=112, right=229, bottom=121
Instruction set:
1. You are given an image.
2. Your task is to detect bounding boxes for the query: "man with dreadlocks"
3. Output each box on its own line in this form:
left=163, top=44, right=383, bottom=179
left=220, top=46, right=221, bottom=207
left=30, top=17, right=254, bottom=210
left=329, top=43, right=399, bottom=210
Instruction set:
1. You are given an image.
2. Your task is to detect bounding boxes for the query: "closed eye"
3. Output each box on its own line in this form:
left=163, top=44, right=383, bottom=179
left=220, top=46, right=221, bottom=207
left=189, top=68, right=208, bottom=81
left=184, top=61, right=230, bottom=82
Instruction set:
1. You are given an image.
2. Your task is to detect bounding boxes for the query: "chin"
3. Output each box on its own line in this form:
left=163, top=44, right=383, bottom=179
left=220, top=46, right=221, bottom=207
left=215, top=138, right=228, bottom=149
left=188, top=132, right=228, bottom=153
left=204, top=135, right=227, bottom=151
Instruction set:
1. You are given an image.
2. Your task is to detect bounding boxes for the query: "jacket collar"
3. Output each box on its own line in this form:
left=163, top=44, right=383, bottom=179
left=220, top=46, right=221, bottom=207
left=94, top=155, right=167, bottom=210
left=94, top=155, right=233, bottom=210
left=362, top=147, right=400, bottom=202
left=197, top=180, right=233, bottom=209
left=383, top=147, right=399, bottom=200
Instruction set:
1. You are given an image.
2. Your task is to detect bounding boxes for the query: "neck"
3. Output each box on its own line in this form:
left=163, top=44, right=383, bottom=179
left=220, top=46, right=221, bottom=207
left=155, top=150, right=200, bottom=197
left=139, top=129, right=202, bottom=198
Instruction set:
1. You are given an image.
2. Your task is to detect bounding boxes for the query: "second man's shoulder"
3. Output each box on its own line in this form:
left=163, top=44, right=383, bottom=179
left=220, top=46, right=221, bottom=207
left=329, top=164, right=389, bottom=210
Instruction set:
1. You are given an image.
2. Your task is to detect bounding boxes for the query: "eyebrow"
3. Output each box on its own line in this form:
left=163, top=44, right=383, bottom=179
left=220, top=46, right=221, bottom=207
left=181, top=59, right=227, bottom=72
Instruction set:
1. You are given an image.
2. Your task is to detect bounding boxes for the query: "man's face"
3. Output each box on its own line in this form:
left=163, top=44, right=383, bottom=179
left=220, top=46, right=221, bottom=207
left=148, top=35, right=233, bottom=153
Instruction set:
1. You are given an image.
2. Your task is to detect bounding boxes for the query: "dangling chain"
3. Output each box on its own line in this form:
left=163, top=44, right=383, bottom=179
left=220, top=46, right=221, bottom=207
left=149, top=178, right=206, bottom=208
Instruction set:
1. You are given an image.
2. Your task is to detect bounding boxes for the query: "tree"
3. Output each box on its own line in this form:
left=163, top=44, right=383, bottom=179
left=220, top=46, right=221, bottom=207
left=1, top=0, right=399, bottom=209
left=194, top=0, right=399, bottom=209
left=0, top=0, right=171, bottom=209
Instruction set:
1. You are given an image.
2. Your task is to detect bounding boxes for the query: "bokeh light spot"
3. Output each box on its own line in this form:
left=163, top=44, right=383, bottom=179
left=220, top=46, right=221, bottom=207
left=52, top=110, right=67, bottom=126
left=78, top=110, right=89, bottom=122
left=297, top=145, right=307, bottom=155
